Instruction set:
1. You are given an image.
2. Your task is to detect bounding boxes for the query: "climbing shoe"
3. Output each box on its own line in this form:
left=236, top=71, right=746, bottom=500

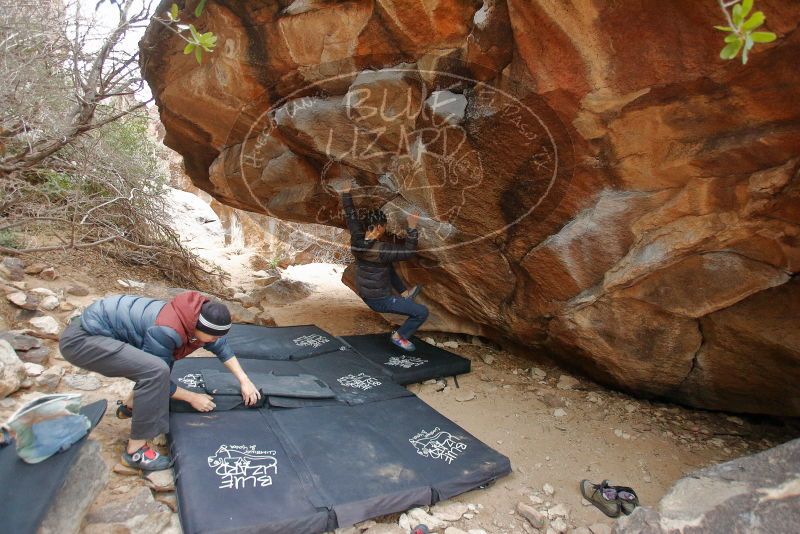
left=391, top=332, right=416, bottom=352
left=121, top=444, right=173, bottom=471
left=115, top=400, right=133, bottom=419
left=580, top=479, right=622, bottom=518
left=611, top=484, right=640, bottom=515
left=402, top=285, right=422, bottom=300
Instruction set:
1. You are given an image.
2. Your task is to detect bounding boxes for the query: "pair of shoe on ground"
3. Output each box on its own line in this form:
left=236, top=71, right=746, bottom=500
left=580, top=479, right=639, bottom=518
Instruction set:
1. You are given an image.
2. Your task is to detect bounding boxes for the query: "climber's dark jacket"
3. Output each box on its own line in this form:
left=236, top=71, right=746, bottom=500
left=341, top=192, right=418, bottom=300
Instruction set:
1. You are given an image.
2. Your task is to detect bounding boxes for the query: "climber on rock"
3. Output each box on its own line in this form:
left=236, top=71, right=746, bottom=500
left=338, top=180, right=428, bottom=351
left=58, top=291, right=261, bottom=471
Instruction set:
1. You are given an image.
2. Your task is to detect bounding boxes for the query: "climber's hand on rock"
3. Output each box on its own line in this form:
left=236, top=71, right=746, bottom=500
left=331, top=178, right=353, bottom=194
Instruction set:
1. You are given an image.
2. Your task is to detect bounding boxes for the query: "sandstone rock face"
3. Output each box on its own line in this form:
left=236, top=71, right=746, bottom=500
left=614, top=438, right=800, bottom=534
left=140, top=1, right=800, bottom=414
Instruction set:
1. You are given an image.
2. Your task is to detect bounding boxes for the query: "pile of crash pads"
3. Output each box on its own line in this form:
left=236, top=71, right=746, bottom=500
left=169, top=324, right=510, bottom=534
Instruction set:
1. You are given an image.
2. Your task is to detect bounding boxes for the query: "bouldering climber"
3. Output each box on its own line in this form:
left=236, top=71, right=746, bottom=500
left=338, top=180, right=428, bottom=351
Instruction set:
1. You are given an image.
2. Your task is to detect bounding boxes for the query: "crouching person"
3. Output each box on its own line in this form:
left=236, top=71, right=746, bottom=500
left=59, top=291, right=261, bottom=471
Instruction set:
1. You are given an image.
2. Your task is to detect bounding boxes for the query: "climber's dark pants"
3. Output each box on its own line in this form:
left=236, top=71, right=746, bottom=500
left=58, top=318, right=171, bottom=440
left=363, top=294, right=429, bottom=339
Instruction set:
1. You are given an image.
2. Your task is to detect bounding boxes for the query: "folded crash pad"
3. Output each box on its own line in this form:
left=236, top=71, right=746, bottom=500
left=225, top=323, right=347, bottom=360
left=201, top=369, right=335, bottom=399
left=171, top=353, right=412, bottom=412
left=170, top=358, right=301, bottom=412
left=169, top=396, right=510, bottom=533
left=342, top=334, right=471, bottom=385
left=0, top=400, right=107, bottom=534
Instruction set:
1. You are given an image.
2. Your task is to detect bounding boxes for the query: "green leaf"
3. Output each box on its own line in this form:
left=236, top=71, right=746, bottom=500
left=170, top=3, right=179, bottom=20
left=714, top=25, right=734, bottom=32
left=724, top=33, right=740, bottom=43
left=188, top=24, right=201, bottom=42
left=198, top=31, right=217, bottom=51
left=183, top=43, right=194, bottom=55
left=195, top=0, right=208, bottom=18
left=732, top=3, right=744, bottom=27
left=742, top=11, right=765, bottom=31
left=751, top=31, right=777, bottom=43
left=195, top=46, right=203, bottom=64
left=741, top=0, right=754, bottom=18
left=720, top=40, right=743, bottom=60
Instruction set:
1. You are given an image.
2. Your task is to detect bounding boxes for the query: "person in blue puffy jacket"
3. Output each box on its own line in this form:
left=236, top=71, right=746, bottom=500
left=59, top=291, right=260, bottom=471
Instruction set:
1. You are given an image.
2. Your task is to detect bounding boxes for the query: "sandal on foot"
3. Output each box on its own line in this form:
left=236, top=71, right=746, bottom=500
left=121, top=445, right=173, bottom=471
left=580, top=479, right=622, bottom=518
left=116, top=400, right=133, bottom=419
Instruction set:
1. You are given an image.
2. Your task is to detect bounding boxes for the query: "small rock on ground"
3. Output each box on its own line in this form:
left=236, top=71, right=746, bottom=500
left=146, top=469, right=176, bottom=492
left=517, top=502, right=546, bottom=529
left=29, top=316, right=60, bottom=335
left=64, top=373, right=102, bottom=391
left=556, top=374, right=580, bottom=390
left=432, top=501, right=469, bottom=521
left=19, top=346, right=50, bottom=365
left=407, top=507, right=447, bottom=530
left=456, top=391, right=476, bottom=402
left=67, top=285, right=90, bottom=297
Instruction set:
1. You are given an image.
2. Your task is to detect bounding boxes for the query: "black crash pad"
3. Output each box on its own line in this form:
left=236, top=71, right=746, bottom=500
left=342, top=334, right=471, bottom=385
left=170, top=410, right=330, bottom=534
left=0, top=400, right=107, bottom=534
left=169, top=396, right=510, bottom=533
left=225, top=323, right=347, bottom=360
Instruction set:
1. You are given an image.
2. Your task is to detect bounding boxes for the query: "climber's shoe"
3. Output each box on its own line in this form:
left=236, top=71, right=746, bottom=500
left=580, top=479, right=622, bottom=518
left=391, top=332, right=416, bottom=352
left=121, top=444, right=173, bottom=471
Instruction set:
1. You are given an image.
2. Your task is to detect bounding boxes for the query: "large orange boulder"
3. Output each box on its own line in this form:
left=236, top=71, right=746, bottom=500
left=140, top=0, right=800, bottom=415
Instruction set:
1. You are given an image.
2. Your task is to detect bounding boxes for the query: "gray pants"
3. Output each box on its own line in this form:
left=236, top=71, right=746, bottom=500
left=59, top=319, right=171, bottom=440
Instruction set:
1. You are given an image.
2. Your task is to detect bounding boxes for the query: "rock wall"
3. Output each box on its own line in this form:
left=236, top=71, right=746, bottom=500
left=139, top=0, right=800, bottom=415
left=614, top=437, right=800, bottom=533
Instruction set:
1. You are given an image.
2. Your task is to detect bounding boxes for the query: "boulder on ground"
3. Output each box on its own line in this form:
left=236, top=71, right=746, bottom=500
left=614, top=438, right=800, bottom=533
left=0, top=339, right=26, bottom=398
left=38, top=440, right=109, bottom=534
